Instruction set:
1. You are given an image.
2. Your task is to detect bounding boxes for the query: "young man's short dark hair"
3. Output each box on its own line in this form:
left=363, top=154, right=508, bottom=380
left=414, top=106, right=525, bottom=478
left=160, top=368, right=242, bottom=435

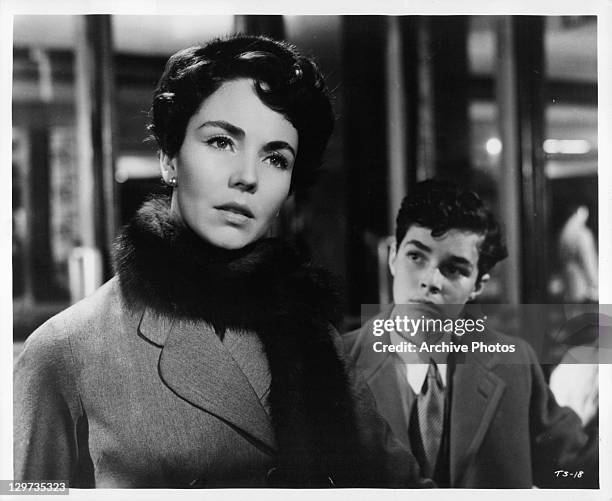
left=395, top=179, right=508, bottom=282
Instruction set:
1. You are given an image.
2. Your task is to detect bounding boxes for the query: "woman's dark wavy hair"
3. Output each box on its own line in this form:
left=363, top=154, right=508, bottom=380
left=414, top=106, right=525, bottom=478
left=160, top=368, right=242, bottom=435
left=395, top=179, right=508, bottom=281
left=148, top=34, right=334, bottom=198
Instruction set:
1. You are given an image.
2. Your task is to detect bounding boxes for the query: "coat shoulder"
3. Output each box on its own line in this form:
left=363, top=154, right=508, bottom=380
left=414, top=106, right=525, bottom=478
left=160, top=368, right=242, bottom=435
left=19, top=277, right=140, bottom=361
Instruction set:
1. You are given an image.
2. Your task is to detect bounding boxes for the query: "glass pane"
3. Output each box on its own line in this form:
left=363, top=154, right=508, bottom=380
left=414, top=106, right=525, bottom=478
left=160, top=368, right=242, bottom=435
left=544, top=17, right=598, bottom=303
left=13, top=15, right=79, bottom=342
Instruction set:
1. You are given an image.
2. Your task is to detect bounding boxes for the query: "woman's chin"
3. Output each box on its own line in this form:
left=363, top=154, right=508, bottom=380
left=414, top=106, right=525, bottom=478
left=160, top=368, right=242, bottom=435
left=194, top=227, right=260, bottom=250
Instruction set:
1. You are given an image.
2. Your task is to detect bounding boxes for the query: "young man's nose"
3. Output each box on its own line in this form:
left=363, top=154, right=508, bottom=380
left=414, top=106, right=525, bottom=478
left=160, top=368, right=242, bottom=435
left=229, top=155, right=258, bottom=193
left=420, top=266, right=443, bottom=294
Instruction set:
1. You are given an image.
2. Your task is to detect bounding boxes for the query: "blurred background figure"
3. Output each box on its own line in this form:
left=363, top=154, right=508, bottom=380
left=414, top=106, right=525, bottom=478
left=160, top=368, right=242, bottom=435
left=558, top=205, right=598, bottom=302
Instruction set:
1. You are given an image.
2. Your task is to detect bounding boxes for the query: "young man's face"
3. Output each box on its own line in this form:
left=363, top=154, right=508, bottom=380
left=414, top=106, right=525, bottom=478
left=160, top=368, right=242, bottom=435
left=389, top=224, right=489, bottom=318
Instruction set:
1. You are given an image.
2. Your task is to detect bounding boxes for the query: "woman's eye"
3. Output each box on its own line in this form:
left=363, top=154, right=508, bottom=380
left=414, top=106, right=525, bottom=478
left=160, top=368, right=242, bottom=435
left=264, top=153, right=290, bottom=170
left=207, top=136, right=234, bottom=151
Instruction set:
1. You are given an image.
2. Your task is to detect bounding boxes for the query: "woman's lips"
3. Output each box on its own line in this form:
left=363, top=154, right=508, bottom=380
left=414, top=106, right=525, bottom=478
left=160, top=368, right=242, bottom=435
left=215, top=203, right=254, bottom=225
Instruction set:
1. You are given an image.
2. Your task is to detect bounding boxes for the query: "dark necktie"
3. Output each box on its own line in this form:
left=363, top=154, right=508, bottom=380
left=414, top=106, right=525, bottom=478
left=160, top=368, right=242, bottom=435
left=416, top=361, right=445, bottom=478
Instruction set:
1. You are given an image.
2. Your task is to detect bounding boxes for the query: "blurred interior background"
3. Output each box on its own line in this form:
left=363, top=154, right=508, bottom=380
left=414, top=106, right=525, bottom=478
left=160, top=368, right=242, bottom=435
left=12, top=15, right=598, bottom=341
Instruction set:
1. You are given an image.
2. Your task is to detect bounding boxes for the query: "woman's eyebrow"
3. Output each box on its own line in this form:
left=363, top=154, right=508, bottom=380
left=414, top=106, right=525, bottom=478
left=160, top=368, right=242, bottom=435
left=263, top=141, right=296, bottom=158
left=198, top=120, right=244, bottom=138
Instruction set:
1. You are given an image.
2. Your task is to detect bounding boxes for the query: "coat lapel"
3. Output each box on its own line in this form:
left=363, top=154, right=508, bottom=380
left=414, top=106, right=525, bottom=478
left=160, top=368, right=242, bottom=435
left=351, top=316, right=414, bottom=449
left=139, top=308, right=276, bottom=452
left=366, top=351, right=414, bottom=449
left=449, top=350, right=506, bottom=486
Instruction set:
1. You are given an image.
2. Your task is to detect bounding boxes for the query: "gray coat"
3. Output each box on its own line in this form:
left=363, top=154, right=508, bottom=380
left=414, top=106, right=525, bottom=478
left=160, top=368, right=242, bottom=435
left=14, top=278, right=423, bottom=488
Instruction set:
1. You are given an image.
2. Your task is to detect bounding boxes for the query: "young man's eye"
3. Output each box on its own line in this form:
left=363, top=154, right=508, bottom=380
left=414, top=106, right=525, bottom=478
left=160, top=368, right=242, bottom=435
left=264, top=153, right=290, bottom=170
left=207, top=136, right=234, bottom=151
left=406, top=251, right=423, bottom=262
left=442, top=264, right=468, bottom=278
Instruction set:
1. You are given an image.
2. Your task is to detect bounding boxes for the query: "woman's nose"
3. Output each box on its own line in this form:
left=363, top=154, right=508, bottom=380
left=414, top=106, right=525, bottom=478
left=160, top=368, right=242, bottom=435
left=420, top=267, right=443, bottom=294
left=229, top=155, right=258, bottom=193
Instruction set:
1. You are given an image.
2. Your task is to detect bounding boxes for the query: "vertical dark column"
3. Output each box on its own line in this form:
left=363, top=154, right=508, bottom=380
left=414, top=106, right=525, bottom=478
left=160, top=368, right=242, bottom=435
left=496, top=17, right=523, bottom=305
left=235, top=15, right=285, bottom=39
left=514, top=17, right=548, bottom=304
left=400, top=16, right=419, bottom=191
left=74, top=15, right=118, bottom=280
left=415, top=17, right=436, bottom=181
left=429, top=16, right=470, bottom=180
left=342, top=16, right=389, bottom=315
left=90, top=16, right=118, bottom=278
left=27, top=127, right=53, bottom=301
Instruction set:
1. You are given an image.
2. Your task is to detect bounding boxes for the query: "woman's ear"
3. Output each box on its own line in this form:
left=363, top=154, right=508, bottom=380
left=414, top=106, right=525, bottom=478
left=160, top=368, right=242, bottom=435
left=159, top=152, right=177, bottom=185
left=469, top=273, right=490, bottom=301
left=388, top=237, right=397, bottom=277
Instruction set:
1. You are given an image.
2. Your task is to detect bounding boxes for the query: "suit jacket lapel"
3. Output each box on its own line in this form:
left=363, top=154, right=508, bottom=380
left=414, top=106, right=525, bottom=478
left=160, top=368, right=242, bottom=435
left=139, top=308, right=276, bottom=452
left=449, top=350, right=506, bottom=486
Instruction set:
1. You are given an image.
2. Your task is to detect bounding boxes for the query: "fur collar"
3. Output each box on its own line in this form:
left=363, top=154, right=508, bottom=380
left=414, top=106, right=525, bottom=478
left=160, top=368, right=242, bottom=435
left=113, top=197, right=363, bottom=487
left=114, top=196, right=340, bottom=334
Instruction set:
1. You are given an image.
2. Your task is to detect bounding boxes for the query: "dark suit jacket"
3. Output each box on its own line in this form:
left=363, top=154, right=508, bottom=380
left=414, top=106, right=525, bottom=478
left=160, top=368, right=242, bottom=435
left=14, top=278, right=422, bottom=488
left=343, top=312, right=597, bottom=488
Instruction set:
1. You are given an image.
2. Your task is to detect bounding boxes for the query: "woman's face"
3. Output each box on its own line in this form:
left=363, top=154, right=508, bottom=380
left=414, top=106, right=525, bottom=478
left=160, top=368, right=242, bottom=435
left=161, top=78, right=298, bottom=249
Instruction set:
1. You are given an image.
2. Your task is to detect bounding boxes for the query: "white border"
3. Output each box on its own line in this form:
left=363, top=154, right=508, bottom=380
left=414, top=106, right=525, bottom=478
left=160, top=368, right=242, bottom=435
left=0, top=0, right=609, bottom=15
left=1, top=1, right=610, bottom=501
left=0, top=0, right=13, bottom=491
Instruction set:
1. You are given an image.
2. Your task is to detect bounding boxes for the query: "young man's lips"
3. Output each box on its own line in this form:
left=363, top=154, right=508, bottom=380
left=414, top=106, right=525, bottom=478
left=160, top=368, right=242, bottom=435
left=405, top=300, right=443, bottom=317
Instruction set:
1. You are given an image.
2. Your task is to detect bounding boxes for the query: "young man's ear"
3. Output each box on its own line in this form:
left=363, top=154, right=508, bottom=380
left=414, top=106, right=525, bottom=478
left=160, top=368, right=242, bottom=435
left=469, top=273, right=490, bottom=301
left=388, top=237, right=397, bottom=277
left=159, top=152, right=177, bottom=185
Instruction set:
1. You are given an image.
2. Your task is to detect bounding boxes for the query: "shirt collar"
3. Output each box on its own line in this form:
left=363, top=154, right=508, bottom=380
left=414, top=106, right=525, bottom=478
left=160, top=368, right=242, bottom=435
left=390, top=329, right=448, bottom=394
left=405, top=362, right=447, bottom=395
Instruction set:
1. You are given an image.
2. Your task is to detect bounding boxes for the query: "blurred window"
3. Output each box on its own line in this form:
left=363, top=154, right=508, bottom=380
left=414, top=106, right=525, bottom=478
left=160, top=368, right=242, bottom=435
left=544, top=17, right=597, bottom=302
left=466, top=16, right=597, bottom=303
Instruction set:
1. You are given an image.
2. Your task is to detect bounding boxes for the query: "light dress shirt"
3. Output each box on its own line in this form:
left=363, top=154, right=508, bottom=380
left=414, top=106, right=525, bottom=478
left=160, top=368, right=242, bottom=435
left=390, top=330, right=447, bottom=394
